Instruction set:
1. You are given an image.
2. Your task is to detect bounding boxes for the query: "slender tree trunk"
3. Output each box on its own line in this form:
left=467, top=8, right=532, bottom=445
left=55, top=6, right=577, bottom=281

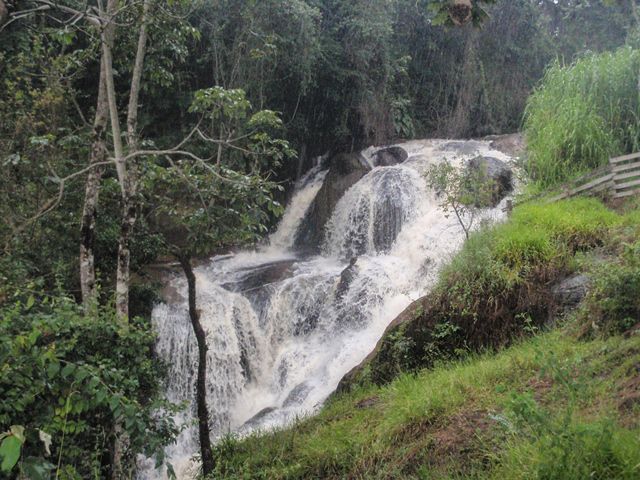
left=114, top=0, right=151, bottom=322
left=0, top=1, right=8, bottom=26
left=177, top=253, right=215, bottom=476
left=100, top=0, right=130, bottom=324
left=126, top=0, right=150, bottom=150
left=445, top=32, right=479, bottom=138
left=98, top=4, right=132, bottom=479
left=79, top=57, right=109, bottom=308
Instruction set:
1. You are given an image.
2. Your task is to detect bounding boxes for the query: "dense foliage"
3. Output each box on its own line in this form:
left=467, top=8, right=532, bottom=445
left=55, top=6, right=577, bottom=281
left=0, top=295, right=178, bottom=478
left=525, top=47, right=640, bottom=187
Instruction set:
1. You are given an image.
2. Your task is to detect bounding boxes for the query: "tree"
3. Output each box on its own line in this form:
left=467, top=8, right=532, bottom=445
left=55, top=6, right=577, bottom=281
left=425, top=160, right=495, bottom=239
left=142, top=86, right=292, bottom=475
left=429, top=0, right=497, bottom=26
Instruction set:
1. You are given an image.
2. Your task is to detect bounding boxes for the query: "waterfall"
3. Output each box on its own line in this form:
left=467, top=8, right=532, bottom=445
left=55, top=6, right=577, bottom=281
left=138, top=139, right=514, bottom=479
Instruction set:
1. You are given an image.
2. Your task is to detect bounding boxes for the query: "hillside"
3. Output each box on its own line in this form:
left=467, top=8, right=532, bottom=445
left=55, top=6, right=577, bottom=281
left=204, top=196, right=640, bottom=479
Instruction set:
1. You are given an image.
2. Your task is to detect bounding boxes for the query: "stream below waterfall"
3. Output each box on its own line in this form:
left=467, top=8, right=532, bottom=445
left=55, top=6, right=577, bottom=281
left=138, top=139, right=515, bottom=479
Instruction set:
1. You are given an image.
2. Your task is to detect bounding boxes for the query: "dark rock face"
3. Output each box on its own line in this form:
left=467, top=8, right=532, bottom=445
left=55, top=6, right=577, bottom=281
left=241, top=407, right=277, bottom=430
left=372, top=146, right=408, bottom=167
left=372, top=170, right=411, bottom=253
left=282, top=382, right=311, bottom=407
left=467, top=155, right=513, bottom=207
left=220, top=259, right=296, bottom=294
left=336, top=258, right=358, bottom=301
left=551, top=274, right=590, bottom=313
left=294, top=153, right=371, bottom=253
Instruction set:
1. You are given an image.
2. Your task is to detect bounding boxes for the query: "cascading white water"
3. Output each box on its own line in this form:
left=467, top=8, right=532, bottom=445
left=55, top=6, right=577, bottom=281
left=139, top=139, right=514, bottom=479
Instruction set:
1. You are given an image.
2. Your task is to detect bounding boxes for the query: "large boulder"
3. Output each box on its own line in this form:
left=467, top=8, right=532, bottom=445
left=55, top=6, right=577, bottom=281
left=294, top=153, right=371, bottom=253
left=371, top=146, right=408, bottom=167
left=485, top=133, right=525, bottom=158
left=466, top=155, right=513, bottom=207
left=551, top=274, right=590, bottom=315
left=220, top=259, right=296, bottom=294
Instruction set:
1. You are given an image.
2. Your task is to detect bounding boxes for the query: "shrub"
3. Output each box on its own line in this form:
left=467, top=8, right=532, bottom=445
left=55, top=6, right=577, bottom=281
left=0, top=294, right=179, bottom=478
left=577, top=240, right=640, bottom=337
left=524, top=47, right=640, bottom=188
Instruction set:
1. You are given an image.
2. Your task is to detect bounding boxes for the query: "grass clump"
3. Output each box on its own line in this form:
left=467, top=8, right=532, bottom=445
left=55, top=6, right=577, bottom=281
left=366, top=198, right=619, bottom=385
left=524, top=47, right=640, bottom=188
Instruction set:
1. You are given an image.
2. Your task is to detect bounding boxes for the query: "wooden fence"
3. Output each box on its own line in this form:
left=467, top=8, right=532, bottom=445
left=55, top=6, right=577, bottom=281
left=547, top=152, right=640, bottom=202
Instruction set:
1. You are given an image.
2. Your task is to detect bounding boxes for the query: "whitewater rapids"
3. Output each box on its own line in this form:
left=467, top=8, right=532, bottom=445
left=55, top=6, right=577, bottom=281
left=138, top=139, right=514, bottom=479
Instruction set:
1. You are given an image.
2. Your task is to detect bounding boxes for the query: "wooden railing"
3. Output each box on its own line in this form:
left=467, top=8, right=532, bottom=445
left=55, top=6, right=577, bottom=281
left=610, top=152, right=640, bottom=199
left=546, top=152, right=640, bottom=202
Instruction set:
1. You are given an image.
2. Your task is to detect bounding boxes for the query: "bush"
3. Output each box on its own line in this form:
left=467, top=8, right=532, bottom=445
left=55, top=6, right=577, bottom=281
left=0, top=294, right=179, bottom=479
left=577, top=240, right=640, bottom=337
left=524, top=47, right=640, bottom=188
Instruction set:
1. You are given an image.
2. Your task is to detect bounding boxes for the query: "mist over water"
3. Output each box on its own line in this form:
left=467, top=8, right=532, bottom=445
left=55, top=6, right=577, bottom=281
left=139, top=139, right=513, bottom=479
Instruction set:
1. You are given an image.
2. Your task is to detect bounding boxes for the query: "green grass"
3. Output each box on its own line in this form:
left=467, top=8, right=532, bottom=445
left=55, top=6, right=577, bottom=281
left=208, top=332, right=640, bottom=479
left=440, top=197, right=617, bottom=293
left=524, top=47, right=640, bottom=188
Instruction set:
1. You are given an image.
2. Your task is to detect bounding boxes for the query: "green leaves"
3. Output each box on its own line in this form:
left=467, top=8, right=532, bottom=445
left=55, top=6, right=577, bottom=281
left=190, top=86, right=252, bottom=122
left=0, top=297, right=179, bottom=477
left=0, top=426, right=25, bottom=472
left=428, top=0, right=497, bottom=27
left=248, top=110, right=283, bottom=129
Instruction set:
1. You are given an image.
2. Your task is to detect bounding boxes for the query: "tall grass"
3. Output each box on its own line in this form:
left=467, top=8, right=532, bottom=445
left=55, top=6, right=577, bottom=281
left=524, top=47, right=640, bottom=188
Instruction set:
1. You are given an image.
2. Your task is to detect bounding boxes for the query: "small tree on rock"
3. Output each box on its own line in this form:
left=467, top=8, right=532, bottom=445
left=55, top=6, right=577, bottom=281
left=425, top=160, right=495, bottom=239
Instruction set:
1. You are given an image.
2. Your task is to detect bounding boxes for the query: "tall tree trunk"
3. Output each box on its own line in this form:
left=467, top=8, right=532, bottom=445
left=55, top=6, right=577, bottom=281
left=111, top=0, right=150, bottom=323
left=100, top=0, right=130, bottom=324
left=177, top=253, right=215, bottom=476
left=126, top=0, right=150, bottom=150
left=0, top=1, right=8, bottom=26
left=79, top=57, right=109, bottom=308
left=98, top=4, right=132, bottom=479
left=445, top=32, right=479, bottom=138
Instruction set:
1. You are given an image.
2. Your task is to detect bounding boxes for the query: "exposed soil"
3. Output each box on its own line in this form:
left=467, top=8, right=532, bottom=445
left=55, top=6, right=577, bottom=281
left=427, top=409, right=494, bottom=465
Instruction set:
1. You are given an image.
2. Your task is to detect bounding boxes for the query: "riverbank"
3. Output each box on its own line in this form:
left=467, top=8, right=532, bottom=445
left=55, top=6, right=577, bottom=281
left=203, top=195, right=640, bottom=479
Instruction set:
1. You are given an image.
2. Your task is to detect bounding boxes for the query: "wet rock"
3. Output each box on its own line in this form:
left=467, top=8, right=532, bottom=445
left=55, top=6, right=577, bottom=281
left=372, top=146, right=408, bottom=167
left=443, top=140, right=484, bottom=155
left=551, top=274, right=590, bottom=312
left=485, top=133, right=525, bottom=158
left=336, top=258, right=359, bottom=301
left=241, top=407, right=277, bottom=429
left=282, top=383, right=312, bottom=408
left=466, top=155, right=513, bottom=206
left=220, top=259, right=296, bottom=293
left=372, top=171, right=408, bottom=252
left=294, top=153, right=371, bottom=253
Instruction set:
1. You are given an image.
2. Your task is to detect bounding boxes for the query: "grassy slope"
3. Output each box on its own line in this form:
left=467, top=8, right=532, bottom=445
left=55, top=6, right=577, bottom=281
left=211, top=332, right=640, bottom=479
left=208, top=198, right=640, bottom=480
